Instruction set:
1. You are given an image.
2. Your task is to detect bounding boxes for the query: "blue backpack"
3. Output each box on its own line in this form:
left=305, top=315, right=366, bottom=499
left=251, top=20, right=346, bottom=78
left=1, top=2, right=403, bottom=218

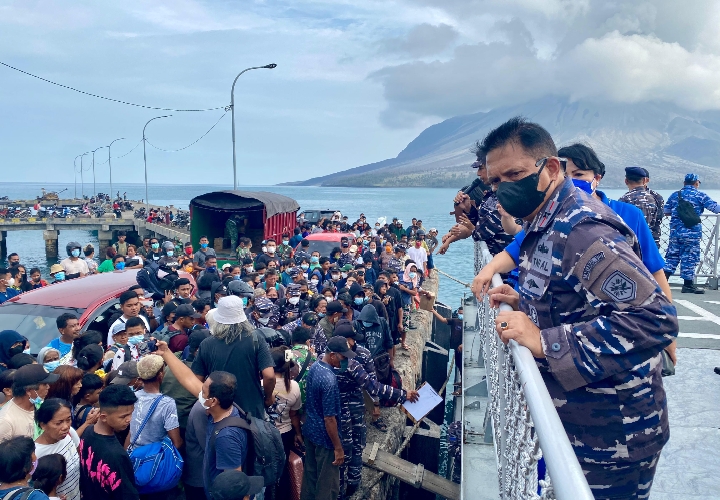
left=128, top=395, right=184, bottom=493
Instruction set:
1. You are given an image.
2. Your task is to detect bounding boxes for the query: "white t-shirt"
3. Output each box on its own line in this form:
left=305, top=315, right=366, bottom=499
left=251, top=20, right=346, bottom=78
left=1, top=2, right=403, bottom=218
left=35, top=428, right=80, bottom=500
left=107, top=315, right=150, bottom=346
left=0, top=399, right=35, bottom=441
left=406, top=246, right=428, bottom=272
left=60, top=257, right=90, bottom=276
left=263, top=378, right=302, bottom=434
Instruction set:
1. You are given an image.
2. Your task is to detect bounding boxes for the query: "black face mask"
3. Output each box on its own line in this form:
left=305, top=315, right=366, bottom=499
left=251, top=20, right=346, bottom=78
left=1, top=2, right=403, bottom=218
left=495, top=159, right=553, bottom=219
left=8, top=345, right=24, bottom=357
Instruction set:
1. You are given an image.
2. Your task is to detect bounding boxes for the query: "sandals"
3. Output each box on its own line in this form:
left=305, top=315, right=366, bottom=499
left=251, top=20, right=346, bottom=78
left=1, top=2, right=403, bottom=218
left=401, top=343, right=410, bottom=350
left=372, top=418, right=388, bottom=432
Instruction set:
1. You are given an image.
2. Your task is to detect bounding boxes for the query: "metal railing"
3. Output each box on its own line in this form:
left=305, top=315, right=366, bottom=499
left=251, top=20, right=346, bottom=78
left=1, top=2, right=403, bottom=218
left=658, top=214, right=720, bottom=282
left=466, top=241, right=593, bottom=499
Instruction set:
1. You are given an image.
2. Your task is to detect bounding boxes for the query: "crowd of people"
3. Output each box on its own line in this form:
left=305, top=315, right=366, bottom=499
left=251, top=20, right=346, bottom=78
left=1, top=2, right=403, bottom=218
left=0, top=210, right=447, bottom=500
left=0, top=116, right=718, bottom=500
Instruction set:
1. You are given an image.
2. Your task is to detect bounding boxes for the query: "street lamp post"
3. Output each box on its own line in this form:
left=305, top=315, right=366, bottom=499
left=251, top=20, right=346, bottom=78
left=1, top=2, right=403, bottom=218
left=91, top=147, right=103, bottom=198
left=73, top=154, right=83, bottom=199
left=107, top=138, right=125, bottom=200
left=230, top=63, right=277, bottom=190
left=143, top=116, right=171, bottom=213
left=79, top=152, right=89, bottom=199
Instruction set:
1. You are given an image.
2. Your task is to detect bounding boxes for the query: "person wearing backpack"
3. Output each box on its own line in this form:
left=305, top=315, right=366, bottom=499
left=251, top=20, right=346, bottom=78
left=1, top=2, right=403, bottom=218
left=0, top=436, right=50, bottom=500
left=127, top=355, right=183, bottom=499
left=664, top=173, right=720, bottom=294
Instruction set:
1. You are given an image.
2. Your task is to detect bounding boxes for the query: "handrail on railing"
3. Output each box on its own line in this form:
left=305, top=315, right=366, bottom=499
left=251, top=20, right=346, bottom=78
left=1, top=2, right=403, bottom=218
left=479, top=242, right=593, bottom=500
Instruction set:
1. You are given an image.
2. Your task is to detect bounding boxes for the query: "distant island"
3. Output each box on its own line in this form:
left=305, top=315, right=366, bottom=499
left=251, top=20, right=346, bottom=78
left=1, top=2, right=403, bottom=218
left=284, top=97, right=720, bottom=189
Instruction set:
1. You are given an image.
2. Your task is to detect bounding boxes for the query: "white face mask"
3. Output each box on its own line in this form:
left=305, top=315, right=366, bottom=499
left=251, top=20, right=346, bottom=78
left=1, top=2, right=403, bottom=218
left=341, top=273, right=348, bottom=279
left=258, top=317, right=270, bottom=325
left=7, top=278, right=14, bottom=287
left=310, top=278, right=319, bottom=285
left=198, top=390, right=210, bottom=410
left=288, top=296, right=300, bottom=305
left=266, top=246, right=276, bottom=254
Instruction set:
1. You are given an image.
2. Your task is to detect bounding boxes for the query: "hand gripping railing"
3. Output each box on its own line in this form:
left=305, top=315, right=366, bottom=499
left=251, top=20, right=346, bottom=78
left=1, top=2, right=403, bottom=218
left=474, top=241, right=593, bottom=500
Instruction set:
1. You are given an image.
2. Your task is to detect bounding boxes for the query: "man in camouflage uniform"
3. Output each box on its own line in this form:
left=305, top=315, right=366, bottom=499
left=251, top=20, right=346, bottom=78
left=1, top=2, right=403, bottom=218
left=323, top=320, right=417, bottom=498
left=619, top=167, right=665, bottom=247
left=479, top=117, right=678, bottom=499
left=663, top=173, right=720, bottom=294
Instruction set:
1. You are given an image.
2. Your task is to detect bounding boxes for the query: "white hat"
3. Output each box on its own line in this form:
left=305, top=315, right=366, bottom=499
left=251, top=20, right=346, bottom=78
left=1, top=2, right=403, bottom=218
left=213, top=296, right=247, bottom=325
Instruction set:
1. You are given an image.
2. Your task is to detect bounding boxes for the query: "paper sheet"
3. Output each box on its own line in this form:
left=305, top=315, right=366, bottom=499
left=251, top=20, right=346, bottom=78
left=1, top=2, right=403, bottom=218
left=402, top=382, right=443, bottom=422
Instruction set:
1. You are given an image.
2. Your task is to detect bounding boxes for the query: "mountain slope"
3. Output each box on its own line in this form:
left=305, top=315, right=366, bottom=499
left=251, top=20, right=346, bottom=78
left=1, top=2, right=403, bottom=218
left=288, top=97, right=720, bottom=189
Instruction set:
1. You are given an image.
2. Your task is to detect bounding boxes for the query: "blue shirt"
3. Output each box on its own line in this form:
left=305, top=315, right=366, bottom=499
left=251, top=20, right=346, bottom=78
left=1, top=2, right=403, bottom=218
left=0, top=288, right=19, bottom=304
left=204, top=407, right=249, bottom=497
left=0, top=487, right=48, bottom=500
left=47, top=337, right=73, bottom=358
left=302, top=361, right=341, bottom=449
left=505, top=190, right=665, bottom=274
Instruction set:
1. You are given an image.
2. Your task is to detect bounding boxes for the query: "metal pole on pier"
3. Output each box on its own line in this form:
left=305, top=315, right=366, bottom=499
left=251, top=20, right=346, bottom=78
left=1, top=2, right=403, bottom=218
left=230, top=63, right=276, bottom=190
left=73, top=154, right=83, bottom=199
left=91, top=147, right=103, bottom=198
left=143, top=116, right=171, bottom=215
left=79, top=152, right=89, bottom=199
left=107, top=138, right=125, bottom=201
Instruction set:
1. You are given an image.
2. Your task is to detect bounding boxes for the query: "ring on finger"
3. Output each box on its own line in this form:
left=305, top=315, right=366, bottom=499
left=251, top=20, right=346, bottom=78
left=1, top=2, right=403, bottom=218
left=499, top=321, right=509, bottom=330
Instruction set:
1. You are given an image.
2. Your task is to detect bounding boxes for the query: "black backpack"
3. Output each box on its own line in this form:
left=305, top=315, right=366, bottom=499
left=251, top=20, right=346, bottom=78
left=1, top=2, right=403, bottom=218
left=676, top=191, right=701, bottom=228
left=209, top=403, right=286, bottom=486
left=137, top=261, right=165, bottom=300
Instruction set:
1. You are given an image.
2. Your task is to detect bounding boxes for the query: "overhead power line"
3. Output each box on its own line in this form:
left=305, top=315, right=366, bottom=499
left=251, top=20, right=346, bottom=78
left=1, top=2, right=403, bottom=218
left=145, top=112, right=227, bottom=152
left=95, top=139, right=144, bottom=165
left=0, top=61, right=229, bottom=112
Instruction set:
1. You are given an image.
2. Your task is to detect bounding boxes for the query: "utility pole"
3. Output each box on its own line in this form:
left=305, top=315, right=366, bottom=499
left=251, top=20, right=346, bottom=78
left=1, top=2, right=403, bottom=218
left=107, top=138, right=125, bottom=200
left=143, top=116, right=171, bottom=213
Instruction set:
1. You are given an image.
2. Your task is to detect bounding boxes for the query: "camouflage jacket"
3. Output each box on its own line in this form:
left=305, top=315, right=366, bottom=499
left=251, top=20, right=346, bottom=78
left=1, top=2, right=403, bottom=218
left=619, top=186, right=664, bottom=243
left=663, top=185, right=720, bottom=236
left=517, top=177, right=678, bottom=462
left=322, top=345, right=406, bottom=406
left=472, top=191, right=516, bottom=256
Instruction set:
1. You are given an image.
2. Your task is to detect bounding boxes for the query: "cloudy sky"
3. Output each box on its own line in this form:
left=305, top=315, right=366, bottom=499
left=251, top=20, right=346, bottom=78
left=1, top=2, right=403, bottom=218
left=2, top=0, right=720, bottom=185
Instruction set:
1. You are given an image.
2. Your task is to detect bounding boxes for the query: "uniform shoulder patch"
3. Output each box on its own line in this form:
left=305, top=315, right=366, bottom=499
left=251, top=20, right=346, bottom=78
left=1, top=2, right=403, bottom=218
left=600, top=270, right=637, bottom=302
left=582, top=252, right=605, bottom=280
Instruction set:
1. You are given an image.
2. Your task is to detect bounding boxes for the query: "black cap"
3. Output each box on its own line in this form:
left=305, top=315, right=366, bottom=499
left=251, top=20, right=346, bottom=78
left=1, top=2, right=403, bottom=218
left=625, top=166, right=649, bottom=178
left=175, top=304, right=202, bottom=319
left=161, top=301, right=178, bottom=318
left=326, top=301, right=347, bottom=314
left=110, top=361, right=139, bottom=385
left=333, top=319, right=364, bottom=342
left=189, top=328, right=210, bottom=352
left=394, top=245, right=406, bottom=253
left=341, top=241, right=349, bottom=248
left=211, top=470, right=264, bottom=500
left=211, top=281, right=228, bottom=297
left=349, top=283, right=364, bottom=298
left=302, top=312, right=319, bottom=326
left=326, top=336, right=356, bottom=358
left=14, top=364, right=59, bottom=387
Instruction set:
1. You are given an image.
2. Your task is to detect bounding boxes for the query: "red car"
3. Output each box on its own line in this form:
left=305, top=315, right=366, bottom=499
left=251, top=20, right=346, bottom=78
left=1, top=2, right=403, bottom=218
left=0, top=269, right=195, bottom=354
left=296, top=232, right=357, bottom=257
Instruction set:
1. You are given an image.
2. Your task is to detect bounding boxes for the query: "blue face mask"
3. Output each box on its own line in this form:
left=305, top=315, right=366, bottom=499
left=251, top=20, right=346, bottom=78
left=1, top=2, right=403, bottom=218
left=29, top=391, right=43, bottom=408
left=206, top=266, right=216, bottom=273
left=572, top=178, right=594, bottom=194
left=458, top=314, right=463, bottom=320
left=301, top=264, right=309, bottom=270
left=317, top=313, right=326, bottom=318
left=115, top=262, right=125, bottom=270
left=54, top=272, right=65, bottom=281
left=409, top=272, right=417, bottom=279
left=200, top=243, right=208, bottom=249
left=233, top=275, right=242, bottom=280
left=128, top=335, right=144, bottom=345
left=354, top=297, right=365, bottom=305
left=151, top=243, right=160, bottom=250
left=44, top=361, right=60, bottom=372
left=362, top=321, right=373, bottom=328
left=310, top=257, right=319, bottom=263
left=71, top=249, right=81, bottom=258
left=242, top=297, right=249, bottom=306
left=166, top=251, right=174, bottom=257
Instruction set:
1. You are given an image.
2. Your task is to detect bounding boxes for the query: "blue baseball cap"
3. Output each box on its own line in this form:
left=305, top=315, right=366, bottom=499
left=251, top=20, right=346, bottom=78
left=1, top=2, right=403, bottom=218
left=685, top=173, right=700, bottom=183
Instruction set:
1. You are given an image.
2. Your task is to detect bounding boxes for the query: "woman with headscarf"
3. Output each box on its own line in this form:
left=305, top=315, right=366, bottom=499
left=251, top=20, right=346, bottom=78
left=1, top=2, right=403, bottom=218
left=0, top=330, right=26, bottom=372
left=397, top=263, right=420, bottom=349
left=37, top=347, right=61, bottom=373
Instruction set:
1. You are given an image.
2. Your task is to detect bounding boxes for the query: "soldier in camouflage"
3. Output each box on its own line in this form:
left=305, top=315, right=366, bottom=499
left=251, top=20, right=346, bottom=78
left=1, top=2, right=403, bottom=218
left=619, top=166, right=665, bottom=247
left=478, top=117, right=678, bottom=499
left=322, top=320, right=418, bottom=498
left=663, top=173, right=720, bottom=294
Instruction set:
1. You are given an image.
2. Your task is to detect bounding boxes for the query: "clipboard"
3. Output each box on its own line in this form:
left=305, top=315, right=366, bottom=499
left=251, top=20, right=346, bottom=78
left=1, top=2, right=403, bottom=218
left=401, top=382, right=444, bottom=423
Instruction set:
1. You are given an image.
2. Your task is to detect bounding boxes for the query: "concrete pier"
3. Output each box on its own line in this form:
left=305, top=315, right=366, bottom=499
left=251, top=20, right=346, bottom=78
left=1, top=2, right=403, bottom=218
left=356, top=274, right=441, bottom=499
